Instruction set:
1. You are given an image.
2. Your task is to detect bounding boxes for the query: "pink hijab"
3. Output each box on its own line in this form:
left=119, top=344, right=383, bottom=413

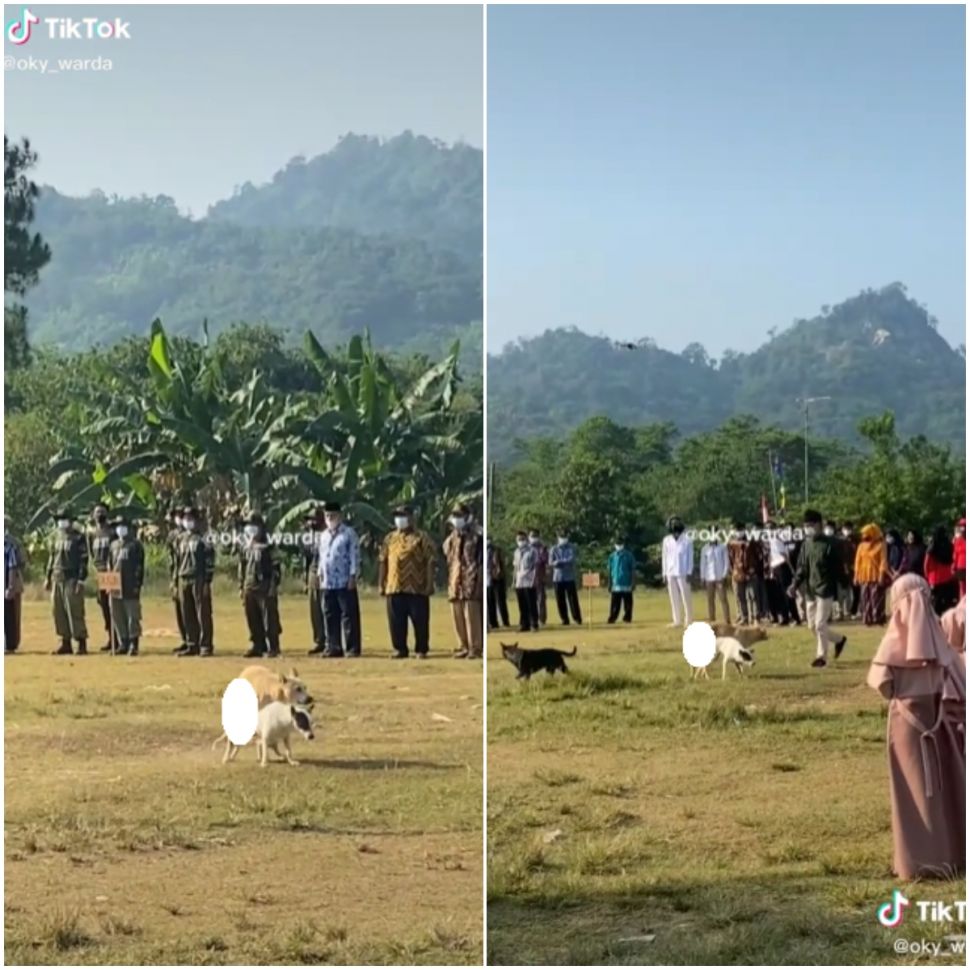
left=941, top=597, right=966, bottom=653
left=869, top=575, right=955, bottom=673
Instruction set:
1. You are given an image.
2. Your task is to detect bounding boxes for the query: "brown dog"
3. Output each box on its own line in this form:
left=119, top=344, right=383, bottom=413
left=239, top=665, right=313, bottom=709
left=710, top=623, right=769, bottom=649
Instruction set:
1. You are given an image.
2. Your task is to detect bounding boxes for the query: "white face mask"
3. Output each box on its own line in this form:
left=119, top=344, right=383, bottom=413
left=394, top=516, right=410, bottom=530
left=804, top=525, right=817, bottom=537
left=517, top=538, right=528, bottom=548
left=614, top=544, right=624, bottom=551
left=823, top=527, right=834, bottom=536
left=174, top=517, right=183, bottom=529
left=184, top=519, right=196, bottom=532
left=450, top=516, right=466, bottom=530
left=57, top=519, right=70, bottom=530
left=886, top=536, right=894, bottom=544
left=325, top=516, right=340, bottom=530
left=557, top=537, right=568, bottom=545
left=529, top=535, right=539, bottom=545
left=116, top=525, right=129, bottom=538
left=244, top=525, right=259, bottom=539
left=841, top=529, right=850, bottom=537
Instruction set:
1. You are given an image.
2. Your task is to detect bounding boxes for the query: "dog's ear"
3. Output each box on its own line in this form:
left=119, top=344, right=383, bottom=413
left=284, top=667, right=299, bottom=682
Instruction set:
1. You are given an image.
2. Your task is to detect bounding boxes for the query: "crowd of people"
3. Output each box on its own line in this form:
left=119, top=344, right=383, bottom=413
left=3, top=502, right=485, bottom=660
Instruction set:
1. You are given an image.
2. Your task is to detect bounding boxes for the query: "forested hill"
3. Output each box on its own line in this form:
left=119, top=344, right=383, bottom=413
left=488, top=284, right=966, bottom=459
left=24, top=133, right=482, bottom=356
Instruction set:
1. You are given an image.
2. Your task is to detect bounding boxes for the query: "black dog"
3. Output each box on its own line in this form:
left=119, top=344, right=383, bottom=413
left=501, top=642, right=576, bottom=679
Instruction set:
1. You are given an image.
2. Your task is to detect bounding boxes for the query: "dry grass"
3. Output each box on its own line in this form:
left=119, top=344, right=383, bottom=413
left=486, top=589, right=965, bottom=966
left=4, top=592, right=483, bottom=965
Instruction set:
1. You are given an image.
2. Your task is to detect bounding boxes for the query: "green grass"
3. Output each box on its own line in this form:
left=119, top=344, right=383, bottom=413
left=486, top=590, right=965, bottom=966
left=5, top=593, right=482, bottom=966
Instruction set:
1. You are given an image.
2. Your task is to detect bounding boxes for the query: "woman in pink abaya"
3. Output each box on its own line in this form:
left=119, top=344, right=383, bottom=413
left=867, top=575, right=965, bottom=880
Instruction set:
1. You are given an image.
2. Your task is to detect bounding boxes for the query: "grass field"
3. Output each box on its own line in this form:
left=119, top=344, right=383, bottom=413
left=486, top=589, right=965, bottom=966
left=4, top=592, right=483, bottom=966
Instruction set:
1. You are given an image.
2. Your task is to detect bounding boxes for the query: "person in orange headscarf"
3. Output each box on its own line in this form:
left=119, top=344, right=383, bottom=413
left=854, top=523, right=889, bottom=626
left=867, top=575, right=965, bottom=880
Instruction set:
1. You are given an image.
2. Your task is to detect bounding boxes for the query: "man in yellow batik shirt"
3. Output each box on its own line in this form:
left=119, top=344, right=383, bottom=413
left=443, top=504, right=483, bottom=659
left=379, top=505, right=438, bottom=658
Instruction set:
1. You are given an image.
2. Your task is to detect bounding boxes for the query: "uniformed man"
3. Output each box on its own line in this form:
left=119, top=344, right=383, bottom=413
left=166, top=508, right=189, bottom=654
left=302, top=509, right=327, bottom=656
left=108, top=516, right=145, bottom=656
left=89, top=503, right=118, bottom=652
left=45, top=510, right=89, bottom=655
left=176, top=506, right=215, bottom=657
left=239, top=512, right=280, bottom=658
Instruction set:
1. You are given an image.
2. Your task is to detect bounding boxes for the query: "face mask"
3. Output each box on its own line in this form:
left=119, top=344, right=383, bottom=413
left=244, top=525, right=259, bottom=539
left=325, top=516, right=339, bottom=529
left=116, top=526, right=129, bottom=538
left=614, top=544, right=624, bottom=551
left=886, top=536, right=894, bottom=544
left=174, top=517, right=183, bottom=529
left=804, top=525, right=817, bottom=537
left=57, top=519, right=70, bottom=530
left=823, top=527, right=834, bottom=536
left=184, top=519, right=196, bottom=532
left=517, top=538, right=527, bottom=548
left=557, top=537, right=568, bottom=545
left=841, top=529, right=850, bottom=537
left=529, top=535, right=539, bottom=544
left=450, top=516, right=466, bottom=530
left=394, top=517, right=410, bottom=530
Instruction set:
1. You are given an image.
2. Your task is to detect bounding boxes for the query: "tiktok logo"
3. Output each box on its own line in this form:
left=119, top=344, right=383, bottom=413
left=6, top=7, right=39, bottom=45
left=877, top=889, right=911, bottom=928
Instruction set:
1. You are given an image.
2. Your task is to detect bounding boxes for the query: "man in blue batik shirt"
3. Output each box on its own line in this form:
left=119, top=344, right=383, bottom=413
left=317, top=500, right=362, bottom=657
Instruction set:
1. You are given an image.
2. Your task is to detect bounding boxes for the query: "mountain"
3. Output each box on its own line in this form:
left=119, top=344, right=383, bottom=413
left=23, top=133, right=482, bottom=355
left=487, top=284, right=965, bottom=459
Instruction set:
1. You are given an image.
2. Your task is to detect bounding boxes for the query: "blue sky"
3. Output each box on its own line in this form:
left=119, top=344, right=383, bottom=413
left=487, top=4, right=965, bottom=355
left=4, top=4, right=483, bottom=215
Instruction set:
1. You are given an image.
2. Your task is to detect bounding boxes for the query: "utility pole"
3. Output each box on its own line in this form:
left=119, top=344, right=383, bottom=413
left=797, top=396, right=831, bottom=504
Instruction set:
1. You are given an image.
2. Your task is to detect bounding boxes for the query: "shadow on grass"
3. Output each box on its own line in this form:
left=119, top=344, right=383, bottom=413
left=299, top=757, right=466, bottom=771
left=486, top=869, right=966, bottom=966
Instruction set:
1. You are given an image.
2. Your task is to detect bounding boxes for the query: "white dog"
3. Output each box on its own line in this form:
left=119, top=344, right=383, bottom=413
left=213, top=701, right=316, bottom=767
left=690, top=636, right=756, bottom=681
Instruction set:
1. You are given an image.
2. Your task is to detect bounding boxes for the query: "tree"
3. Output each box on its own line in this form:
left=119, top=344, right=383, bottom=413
left=5, top=136, right=51, bottom=372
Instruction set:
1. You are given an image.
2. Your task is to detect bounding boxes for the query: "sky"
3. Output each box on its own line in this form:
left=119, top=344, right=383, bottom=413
left=3, top=4, right=483, bottom=215
left=487, top=4, right=966, bottom=356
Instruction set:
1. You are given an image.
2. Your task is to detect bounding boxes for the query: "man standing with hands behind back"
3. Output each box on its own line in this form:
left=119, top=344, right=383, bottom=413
left=379, top=505, right=437, bottom=658
left=46, top=510, right=89, bottom=655
left=317, top=501, right=362, bottom=657
left=443, top=504, right=483, bottom=658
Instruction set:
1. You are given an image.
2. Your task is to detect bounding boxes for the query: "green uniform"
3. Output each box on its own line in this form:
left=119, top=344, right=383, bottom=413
left=239, top=538, right=282, bottom=656
left=177, top=529, right=215, bottom=655
left=46, top=527, right=89, bottom=642
left=108, top=536, right=145, bottom=644
left=166, top=526, right=188, bottom=647
left=303, top=534, right=326, bottom=651
left=89, top=524, right=116, bottom=648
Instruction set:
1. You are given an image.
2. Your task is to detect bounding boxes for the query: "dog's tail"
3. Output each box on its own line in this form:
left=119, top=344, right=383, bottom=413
left=211, top=732, right=227, bottom=750
left=562, top=647, right=578, bottom=657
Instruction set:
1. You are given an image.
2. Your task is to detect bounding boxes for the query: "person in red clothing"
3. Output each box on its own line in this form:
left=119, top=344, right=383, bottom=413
left=925, top=525, right=958, bottom=615
left=953, top=518, right=966, bottom=599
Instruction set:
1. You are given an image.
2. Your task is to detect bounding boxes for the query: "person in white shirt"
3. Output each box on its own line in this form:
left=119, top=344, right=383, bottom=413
left=316, top=501, right=362, bottom=657
left=662, top=517, right=694, bottom=628
left=766, top=521, right=797, bottom=625
left=699, top=526, right=731, bottom=624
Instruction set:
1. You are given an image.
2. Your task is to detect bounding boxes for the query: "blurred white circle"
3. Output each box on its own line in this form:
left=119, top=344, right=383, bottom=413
left=221, top=678, right=258, bottom=746
left=683, top=621, right=716, bottom=668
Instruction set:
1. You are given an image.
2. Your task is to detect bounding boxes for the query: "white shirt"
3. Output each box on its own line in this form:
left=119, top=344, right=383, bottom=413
left=662, top=533, right=694, bottom=579
left=769, top=536, right=789, bottom=568
left=699, top=542, right=728, bottom=582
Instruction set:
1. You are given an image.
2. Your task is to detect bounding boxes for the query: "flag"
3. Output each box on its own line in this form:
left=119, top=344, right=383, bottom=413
left=761, top=494, right=769, bottom=524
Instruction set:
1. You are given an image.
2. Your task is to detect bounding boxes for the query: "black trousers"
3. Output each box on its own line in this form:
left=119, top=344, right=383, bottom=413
left=5, top=596, right=21, bottom=651
left=244, top=591, right=282, bottom=655
left=767, top=564, right=797, bottom=623
left=323, top=587, right=361, bottom=656
left=172, top=584, right=188, bottom=646
left=554, top=581, right=582, bottom=624
left=387, top=593, right=430, bottom=656
left=608, top=591, right=633, bottom=623
left=515, top=586, right=539, bottom=631
left=487, top=580, right=511, bottom=629
left=308, top=586, right=326, bottom=649
left=930, top=580, right=959, bottom=616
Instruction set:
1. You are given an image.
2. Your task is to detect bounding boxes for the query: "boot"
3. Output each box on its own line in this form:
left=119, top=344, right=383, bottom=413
left=243, top=646, right=265, bottom=658
left=52, top=638, right=72, bottom=655
left=76, top=639, right=88, bottom=655
left=128, top=638, right=139, bottom=657
left=176, top=644, right=199, bottom=657
left=172, top=642, right=187, bottom=654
